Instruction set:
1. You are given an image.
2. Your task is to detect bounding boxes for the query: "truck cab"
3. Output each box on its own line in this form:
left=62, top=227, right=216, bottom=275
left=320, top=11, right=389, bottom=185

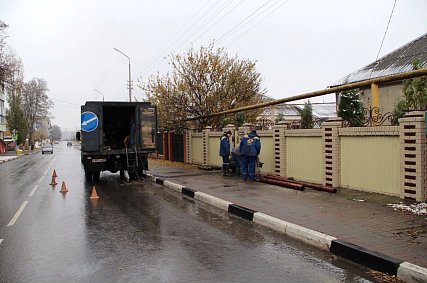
left=79, top=101, right=157, bottom=181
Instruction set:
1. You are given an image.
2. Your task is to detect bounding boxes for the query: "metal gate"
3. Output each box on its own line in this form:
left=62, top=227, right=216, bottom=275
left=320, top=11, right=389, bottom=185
left=171, top=133, right=184, bottom=162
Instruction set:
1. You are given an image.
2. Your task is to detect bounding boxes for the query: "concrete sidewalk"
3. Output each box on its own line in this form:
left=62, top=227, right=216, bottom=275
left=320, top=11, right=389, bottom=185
left=145, top=162, right=427, bottom=282
left=0, top=149, right=40, bottom=164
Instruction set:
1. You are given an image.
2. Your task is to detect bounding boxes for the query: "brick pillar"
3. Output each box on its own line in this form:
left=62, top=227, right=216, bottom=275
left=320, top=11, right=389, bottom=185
left=202, top=126, right=212, bottom=166
left=184, top=128, right=194, bottom=164
left=322, top=118, right=342, bottom=188
left=272, top=121, right=287, bottom=177
left=399, top=111, right=427, bottom=201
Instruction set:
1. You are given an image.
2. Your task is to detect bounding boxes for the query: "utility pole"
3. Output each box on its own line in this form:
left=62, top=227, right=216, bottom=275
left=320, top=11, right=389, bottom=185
left=113, top=48, right=133, bottom=102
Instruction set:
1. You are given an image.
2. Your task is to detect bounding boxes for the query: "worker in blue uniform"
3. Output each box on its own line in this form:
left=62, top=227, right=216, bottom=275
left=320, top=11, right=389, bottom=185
left=219, top=130, right=232, bottom=176
left=239, top=130, right=261, bottom=181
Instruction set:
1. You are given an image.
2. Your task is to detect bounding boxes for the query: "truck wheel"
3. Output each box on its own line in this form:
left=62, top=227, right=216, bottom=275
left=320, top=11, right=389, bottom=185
left=93, top=171, right=100, bottom=182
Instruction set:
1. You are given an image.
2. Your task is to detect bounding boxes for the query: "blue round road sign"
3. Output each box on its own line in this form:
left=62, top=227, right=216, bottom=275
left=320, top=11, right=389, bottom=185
left=81, top=111, right=99, bottom=132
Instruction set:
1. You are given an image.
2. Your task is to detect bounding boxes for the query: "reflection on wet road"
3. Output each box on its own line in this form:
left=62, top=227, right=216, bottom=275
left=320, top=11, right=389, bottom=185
left=0, top=142, right=380, bottom=282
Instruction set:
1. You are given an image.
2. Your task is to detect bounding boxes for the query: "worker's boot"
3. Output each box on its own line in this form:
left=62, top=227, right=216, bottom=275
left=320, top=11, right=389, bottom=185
left=224, top=164, right=230, bottom=176
left=222, top=165, right=227, bottom=176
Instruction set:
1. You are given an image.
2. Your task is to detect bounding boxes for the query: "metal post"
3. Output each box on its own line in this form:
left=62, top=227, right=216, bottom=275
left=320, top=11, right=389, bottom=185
left=94, top=89, right=105, bottom=101
left=114, top=48, right=132, bottom=102
left=128, top=61, right=132, bottom=102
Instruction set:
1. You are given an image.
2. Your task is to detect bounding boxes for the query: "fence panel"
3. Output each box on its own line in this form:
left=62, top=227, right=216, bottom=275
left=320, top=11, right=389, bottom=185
left=341, top=136, right=400, bottom=195
left=156, top=133, right=163, bottom=155
left=208, top=133, right=222, bottom=167
left=171, top=133, right=184, bottom=162
left=258, top=134, right=275, bottom=174
left=191, top=134, right=203, bottom=164
left=286, top=136, right=323, bottom=183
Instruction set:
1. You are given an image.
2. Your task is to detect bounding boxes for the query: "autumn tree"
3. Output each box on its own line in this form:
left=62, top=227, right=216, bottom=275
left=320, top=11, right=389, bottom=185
left=21, top=78, right=53, bottom=145
left=141, top=43, right=266, bottom=130
left=4, top=52, right=27, bottom=144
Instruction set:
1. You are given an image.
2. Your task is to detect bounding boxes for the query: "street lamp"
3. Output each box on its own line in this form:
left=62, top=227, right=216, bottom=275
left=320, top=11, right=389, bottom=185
left=93, top=89, right=105, bottom=102
left=113, top=47, right=132, bottom=102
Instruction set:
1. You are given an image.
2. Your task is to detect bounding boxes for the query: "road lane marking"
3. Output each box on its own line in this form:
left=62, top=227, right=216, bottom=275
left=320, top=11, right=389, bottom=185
left=0, top=239, right=3, bottom=245
left=7, top=201, right=28, bottom=227
left=43, top=169, right=48, bottom=175
left=38, top=176, right=44, bottom=183
left=29, top=185, right=39, bottom=197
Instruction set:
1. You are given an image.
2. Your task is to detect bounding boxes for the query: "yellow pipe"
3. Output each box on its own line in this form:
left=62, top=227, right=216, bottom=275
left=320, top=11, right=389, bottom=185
left=183, top=68, right=427, bottom=122
left=371, top=83, right=379, bottom=109
left=371, top=83, right=379, bottom=124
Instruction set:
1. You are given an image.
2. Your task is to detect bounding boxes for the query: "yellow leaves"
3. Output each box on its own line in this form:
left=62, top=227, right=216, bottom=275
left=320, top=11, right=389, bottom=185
left=140, top=43, right=266, bottom=131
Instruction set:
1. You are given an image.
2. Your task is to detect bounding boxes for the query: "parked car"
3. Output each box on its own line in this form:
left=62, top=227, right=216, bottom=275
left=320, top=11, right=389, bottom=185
left=41, top=143, right=53, bottom=154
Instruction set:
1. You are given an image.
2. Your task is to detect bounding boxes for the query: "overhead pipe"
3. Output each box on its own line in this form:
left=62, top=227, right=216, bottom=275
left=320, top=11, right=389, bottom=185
left=183, top=68, right=427, bottom=122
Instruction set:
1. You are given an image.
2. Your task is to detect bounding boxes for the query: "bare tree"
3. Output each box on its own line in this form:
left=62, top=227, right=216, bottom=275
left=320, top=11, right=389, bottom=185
left=22, top=78, right=53, bottom=145
left=141, top=43, right=266, bottom=130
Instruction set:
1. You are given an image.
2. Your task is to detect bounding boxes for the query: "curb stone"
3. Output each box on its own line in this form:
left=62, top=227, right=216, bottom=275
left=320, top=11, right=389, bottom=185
left=144, top=172, right=427, bottom=283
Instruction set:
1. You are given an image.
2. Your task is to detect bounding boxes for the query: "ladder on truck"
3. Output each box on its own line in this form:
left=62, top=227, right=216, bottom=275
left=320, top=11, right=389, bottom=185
left=125, top=147, right=139, bottom=178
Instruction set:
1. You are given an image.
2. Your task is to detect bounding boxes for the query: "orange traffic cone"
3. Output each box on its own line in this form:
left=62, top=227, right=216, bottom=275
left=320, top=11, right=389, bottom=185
left=90, top=186, right=99, bottom=199
left=50, top=170, right=58, bottom=185
left=60, top=181, right=68, bottom=193
left=49, top=175, right=58, bottom=186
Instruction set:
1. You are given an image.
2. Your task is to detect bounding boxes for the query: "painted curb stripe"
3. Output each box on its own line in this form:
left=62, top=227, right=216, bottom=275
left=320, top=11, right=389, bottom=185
left=228, top=204, right=257, bottom=221
left=181, top=187, right=195, bottom=198
left=330, top=239, right=402, bottom=275
left=194, top=192, right=232, bottom=211
left=144, top=173, right=427, bottom=281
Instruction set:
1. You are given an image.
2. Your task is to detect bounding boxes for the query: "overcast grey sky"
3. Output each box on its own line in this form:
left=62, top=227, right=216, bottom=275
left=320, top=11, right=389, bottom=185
left=2, top=0, right=427, bottom=131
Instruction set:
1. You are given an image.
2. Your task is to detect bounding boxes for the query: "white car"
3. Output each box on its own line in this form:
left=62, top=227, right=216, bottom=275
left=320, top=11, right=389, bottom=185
left=41, top=143, right=53, bottom=154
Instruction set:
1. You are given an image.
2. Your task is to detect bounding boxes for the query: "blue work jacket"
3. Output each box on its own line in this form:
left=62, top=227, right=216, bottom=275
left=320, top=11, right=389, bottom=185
left=219, top=135, right=230, bottom=156
left=239, top=132, right=261, bottom=157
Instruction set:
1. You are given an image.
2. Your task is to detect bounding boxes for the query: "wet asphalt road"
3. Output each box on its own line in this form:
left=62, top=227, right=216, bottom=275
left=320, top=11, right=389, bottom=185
left=0, top=142, right=383, bottom=282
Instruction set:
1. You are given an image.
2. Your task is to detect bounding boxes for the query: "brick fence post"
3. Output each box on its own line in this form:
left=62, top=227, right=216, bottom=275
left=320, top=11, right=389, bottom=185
left=202, top=126, right=212, bottom=166
left=322, top=118, right=342, bottom=188
left=399, top=111, right=427, bottom=201
left=272, top=121, right=287, bottom=177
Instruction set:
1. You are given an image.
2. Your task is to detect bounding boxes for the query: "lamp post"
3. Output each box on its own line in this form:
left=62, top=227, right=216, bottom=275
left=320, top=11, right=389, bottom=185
left=113, top=47, right=132, bottom=102
left=93, top=89, right=105, bottom=102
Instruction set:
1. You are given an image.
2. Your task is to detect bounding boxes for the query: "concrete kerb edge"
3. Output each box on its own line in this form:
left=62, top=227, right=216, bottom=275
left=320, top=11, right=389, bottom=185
left=253, top=212, right=336, bottom=251
left=143, top=173, right=427, bottom=282
left=397, top=262, right=427, bottom=283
